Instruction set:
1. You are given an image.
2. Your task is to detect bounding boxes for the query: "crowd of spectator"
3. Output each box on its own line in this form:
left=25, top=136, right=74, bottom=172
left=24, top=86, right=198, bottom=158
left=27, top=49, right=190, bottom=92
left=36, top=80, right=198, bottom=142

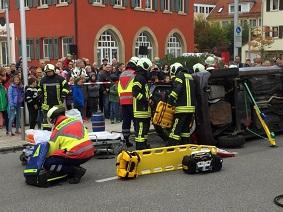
left=0, top=54, right=282, bottom=136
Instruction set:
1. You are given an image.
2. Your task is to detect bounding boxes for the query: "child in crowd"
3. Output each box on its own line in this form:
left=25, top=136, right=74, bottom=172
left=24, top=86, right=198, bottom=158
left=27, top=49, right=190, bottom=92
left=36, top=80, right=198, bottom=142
left=0, top=68, right=8, bottom=134
left=87, top=74, right=100, bottom=117
left=7, top=75, right=24, bottom=136
left=25, top=77, right=39, bottom=129
left=72, top=77, right=84, bottom=117
left=109, top=75, right=120, bottom=124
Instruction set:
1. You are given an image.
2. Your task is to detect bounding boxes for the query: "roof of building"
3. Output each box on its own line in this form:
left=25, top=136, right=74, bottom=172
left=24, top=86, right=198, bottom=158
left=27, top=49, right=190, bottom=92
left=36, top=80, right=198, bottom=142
left=194, top=0, right=218, bottom=5
left=207, top=0, right=261, bottom=20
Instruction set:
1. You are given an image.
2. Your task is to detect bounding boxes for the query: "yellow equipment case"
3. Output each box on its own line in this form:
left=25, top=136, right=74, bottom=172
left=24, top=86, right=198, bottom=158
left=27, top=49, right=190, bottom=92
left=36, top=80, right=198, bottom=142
left=152, top=101, right=175, bottom=128
left=116, top=151, right=140, bottom=179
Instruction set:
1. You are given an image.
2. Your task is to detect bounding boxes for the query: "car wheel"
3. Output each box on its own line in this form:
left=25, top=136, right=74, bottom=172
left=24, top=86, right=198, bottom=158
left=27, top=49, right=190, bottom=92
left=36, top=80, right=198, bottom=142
left=217, top=135, right=245, bottom=148
left=211, top=155, right=223, bottom=172
left=182, top=155, right=196, bottom=174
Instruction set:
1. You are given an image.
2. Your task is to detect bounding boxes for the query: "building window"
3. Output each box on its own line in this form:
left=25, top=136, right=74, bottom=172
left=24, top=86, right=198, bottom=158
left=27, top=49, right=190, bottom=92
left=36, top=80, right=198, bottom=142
left=229, top=4, right=242, bottom=13
left=209, top=7, right=214, bottom=13
left=272, top=26, right=279, bottom=37
left=178, top=0, right=184, bottom=12
left=58, top=0, right=68, bottom=3
left=92, top=0, right=102, bottom=4
left=135, top=32, right=153, bottom=60
left=164, top=0, right=170, bottom=11
left=97, top=30, right=119, bottom=65
left=200, top=6, right=204, bottom=13
left=114, top=0, right=123, bottom=6
left=145, top=0, right=152, bottom=9
left=43, top=38, right=52, bottom=59
left=167, top=33, right=183, bottom=58
left=249, top=19, right=257, bottom=27
left=0, top=41, right=7, bottom=65
left=194, top=6, right=198, bottom=12
left=40, top=0, right=48, bottom=6
left=62, top=37, right=73, bottom=57
left=270, top=0, right=279, bottom=11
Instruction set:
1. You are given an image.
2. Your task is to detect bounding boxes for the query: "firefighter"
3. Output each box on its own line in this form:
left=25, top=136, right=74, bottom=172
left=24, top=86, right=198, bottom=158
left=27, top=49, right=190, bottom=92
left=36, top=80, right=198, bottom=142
left=118, top=56, right=139, bottom=148
left=38, top=64, right=69, bottom=131
left=167, top=63, right=196, bottom=146
left=44, top=106, right=95, bottom=184
left=132, top=58, right=152, bottom=150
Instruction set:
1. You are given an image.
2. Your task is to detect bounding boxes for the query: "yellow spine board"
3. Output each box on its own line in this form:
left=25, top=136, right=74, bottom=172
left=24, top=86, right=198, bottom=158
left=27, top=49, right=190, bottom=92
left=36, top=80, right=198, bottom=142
left=152, top=101, right=175, bottom=128
left=132, top=144, right=217, bottom=176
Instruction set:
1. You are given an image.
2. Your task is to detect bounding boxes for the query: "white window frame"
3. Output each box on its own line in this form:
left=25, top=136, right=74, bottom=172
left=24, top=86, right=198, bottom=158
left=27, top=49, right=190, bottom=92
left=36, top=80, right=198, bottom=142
left=272, top=26, right=279, bottom=38
left=270, top=0, right=279, bottom=11
left=178, top=0, right=184, bottom=13
left=97, top=30, right=119, bottom=65
left=164, top=0, right=170, bottom=11
left=59, top=0, right=68, bottom=3
left=167, top=33, right=183, bottom=58
left=92, top=0, right=102, bottom=4
left=135, top=0, right=142, bottom=8
left=145, top=0, right=152, bottom=9
left=43, top=38, right=52, bottom=59
left=114, top=0, right=123, bottom=6
left=40, top=0, right=48, bottom=6
left=61, top=37, right=73, bottom=57
left=135, top=32, right=153, bottom=60
left=229, top=4, right=242, bottom=13
left=24, top=0, right=29, bottom=7
left=26, top=40, right=32, bottom=60
left=0, top=0, right=5, bottom=10
left=249, top=19, right=257, bottom=27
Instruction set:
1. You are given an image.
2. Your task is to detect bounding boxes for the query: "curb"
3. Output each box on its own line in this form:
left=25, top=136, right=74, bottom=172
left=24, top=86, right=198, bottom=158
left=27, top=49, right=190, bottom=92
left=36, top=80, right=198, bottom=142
left=0, top=145, right=25, bottom=153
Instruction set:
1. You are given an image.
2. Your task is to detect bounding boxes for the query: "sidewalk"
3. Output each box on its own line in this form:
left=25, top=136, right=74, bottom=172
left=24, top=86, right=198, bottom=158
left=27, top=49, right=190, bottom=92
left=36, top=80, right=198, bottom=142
left=0, top=119, right=154, bottom=152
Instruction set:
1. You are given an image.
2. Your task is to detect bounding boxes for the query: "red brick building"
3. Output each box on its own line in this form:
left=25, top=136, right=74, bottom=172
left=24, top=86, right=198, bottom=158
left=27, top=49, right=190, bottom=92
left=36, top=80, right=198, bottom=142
left=0, top=0, right=194, bottom=65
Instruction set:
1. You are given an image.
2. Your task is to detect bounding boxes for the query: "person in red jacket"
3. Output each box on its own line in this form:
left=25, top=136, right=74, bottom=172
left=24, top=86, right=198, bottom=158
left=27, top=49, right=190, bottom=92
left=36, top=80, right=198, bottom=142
left=43, top=106, right=95, bottom=184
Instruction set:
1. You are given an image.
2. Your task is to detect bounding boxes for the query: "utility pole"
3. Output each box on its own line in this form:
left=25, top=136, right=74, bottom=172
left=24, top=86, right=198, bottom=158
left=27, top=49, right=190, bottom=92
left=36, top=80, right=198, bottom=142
left=233, top=0, right=239, bottom=58
left=5, top=0, right=11, bottom=65
left=19, top=0, right=28, bottom=87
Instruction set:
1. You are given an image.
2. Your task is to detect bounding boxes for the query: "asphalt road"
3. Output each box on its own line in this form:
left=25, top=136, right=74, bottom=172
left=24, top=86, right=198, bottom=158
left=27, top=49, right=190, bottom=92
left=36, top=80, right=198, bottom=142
left=0, top=135, right=283, bottom=212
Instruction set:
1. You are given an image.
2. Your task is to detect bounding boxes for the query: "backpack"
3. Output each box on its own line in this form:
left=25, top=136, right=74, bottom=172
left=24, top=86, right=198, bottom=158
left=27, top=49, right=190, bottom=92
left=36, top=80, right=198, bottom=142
left=116, top=151, right=140, bottom=179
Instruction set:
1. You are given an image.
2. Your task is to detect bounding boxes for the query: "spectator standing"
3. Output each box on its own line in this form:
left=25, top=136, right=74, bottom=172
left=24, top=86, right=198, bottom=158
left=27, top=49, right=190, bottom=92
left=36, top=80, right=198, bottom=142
left=72, top=77, right=85, bottom=117
left=0, top=68, right=8, bottom=134
left=234, top=56, right=244, bottom=68
left=97, top=63, right=111, bottom=119
left=92, top=62, right=99, bottom=76
left=109, top=75, right=120, bottom=124
left=87, top=74, right=99, bottom=117
left=7, top=75, right=24, bottom=136
left=25, top=77, right=39, bottom=129
left=35, top=67, right=44, bottom=81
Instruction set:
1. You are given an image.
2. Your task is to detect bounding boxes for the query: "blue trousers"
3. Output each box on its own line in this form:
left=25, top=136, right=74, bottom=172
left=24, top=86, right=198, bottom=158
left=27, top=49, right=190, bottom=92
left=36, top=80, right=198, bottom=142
left=8, top=106, right=21, bottom=133
left=110, top=102, right=119, bottom=121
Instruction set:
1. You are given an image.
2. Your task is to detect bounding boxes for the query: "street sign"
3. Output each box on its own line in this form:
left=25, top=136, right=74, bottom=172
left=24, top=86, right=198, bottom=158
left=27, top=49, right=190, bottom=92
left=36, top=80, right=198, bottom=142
left=235, top=25, right=242, bottom=47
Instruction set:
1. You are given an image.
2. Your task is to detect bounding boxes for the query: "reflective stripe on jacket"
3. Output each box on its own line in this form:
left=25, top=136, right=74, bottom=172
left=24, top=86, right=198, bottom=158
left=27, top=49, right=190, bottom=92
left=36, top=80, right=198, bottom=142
left=118, top=69, right=135, bottom=105
left=169, top=72, right=196, bottom=114
left=48, top=116, right=95, bottom=159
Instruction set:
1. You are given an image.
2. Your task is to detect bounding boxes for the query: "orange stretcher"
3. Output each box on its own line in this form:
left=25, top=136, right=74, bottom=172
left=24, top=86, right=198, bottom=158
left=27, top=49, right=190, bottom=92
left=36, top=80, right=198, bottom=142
left=152, top=101, right=175, bottom=128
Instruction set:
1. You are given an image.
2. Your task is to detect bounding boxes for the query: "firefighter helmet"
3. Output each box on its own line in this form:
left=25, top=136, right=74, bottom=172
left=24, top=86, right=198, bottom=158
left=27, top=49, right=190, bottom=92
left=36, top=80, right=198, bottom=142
left=44, top=64, right=55, bottom=73
left=193, top=63, right=205, bottom=73
left=170, top=62, right=183, bottom=77
left=47, top=106, right=65, bottom=124
left=129, top=56, right=140, bottom=66
left=137, top=58, right=152, bottom=71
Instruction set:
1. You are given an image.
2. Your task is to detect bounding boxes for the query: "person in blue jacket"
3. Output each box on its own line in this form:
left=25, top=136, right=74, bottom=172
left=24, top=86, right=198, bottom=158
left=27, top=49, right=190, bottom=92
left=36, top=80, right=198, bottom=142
left=72, top=77, right=84, bottom=117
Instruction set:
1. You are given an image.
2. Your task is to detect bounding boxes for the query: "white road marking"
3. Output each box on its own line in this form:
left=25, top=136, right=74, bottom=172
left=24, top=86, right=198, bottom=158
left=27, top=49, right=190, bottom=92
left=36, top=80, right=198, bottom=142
left=96, top=176, right=119, bottom=183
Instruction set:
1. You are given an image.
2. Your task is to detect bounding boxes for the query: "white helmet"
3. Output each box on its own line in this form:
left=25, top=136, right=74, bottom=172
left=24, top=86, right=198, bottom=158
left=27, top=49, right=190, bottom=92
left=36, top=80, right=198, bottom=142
left=47, top=106, right=65, bottom=125
left=193, top=63, right=205, bottom=73
left=129, top=56, right=140, bottom=66
left=137, top=58, right=152, bottom=71
left=44, top=64, right=55, bottom=73
left=170, top=62, right=183, bottom=76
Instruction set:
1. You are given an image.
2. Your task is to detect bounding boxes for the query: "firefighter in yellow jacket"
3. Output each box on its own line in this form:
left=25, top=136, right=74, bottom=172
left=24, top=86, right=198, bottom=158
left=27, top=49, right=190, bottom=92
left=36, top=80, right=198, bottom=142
left=38, top=64, right=69, bottom=131
left=132, top=58, right=152, bottom=150
left=118, top=57, right=139, bottom=147
left=44, top=106, right=95, bottom=184
left=167, top=63, right=196, bottom=146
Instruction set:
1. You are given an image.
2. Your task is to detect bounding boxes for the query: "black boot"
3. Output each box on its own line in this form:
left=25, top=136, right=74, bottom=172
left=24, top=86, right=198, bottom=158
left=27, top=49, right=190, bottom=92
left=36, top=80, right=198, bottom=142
left=166, top=139, right=179, bottom=147
left=125, top=138, right=133, bottom=148
left=135, top=142, right=147, bottom=150
left=68, top=166, right=86, bottom=184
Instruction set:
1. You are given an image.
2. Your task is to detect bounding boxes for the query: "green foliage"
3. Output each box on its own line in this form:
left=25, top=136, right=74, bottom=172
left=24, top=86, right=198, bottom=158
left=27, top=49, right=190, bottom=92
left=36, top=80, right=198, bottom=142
left=160, top=54, right=206, bottom=69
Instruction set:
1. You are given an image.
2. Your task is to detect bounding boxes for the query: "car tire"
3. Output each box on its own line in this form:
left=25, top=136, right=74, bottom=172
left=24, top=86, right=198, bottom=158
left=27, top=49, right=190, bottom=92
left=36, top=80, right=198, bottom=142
left=182, top=155, right=196, bottom=174
left=211, top=155, right=223, bottom=172
left=217, top=135, right=245, bottom=148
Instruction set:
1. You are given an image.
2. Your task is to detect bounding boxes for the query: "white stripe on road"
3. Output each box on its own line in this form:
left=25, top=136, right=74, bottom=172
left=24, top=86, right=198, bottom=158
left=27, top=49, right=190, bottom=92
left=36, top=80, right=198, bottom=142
left=96, top=176, right=119, bottom=183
